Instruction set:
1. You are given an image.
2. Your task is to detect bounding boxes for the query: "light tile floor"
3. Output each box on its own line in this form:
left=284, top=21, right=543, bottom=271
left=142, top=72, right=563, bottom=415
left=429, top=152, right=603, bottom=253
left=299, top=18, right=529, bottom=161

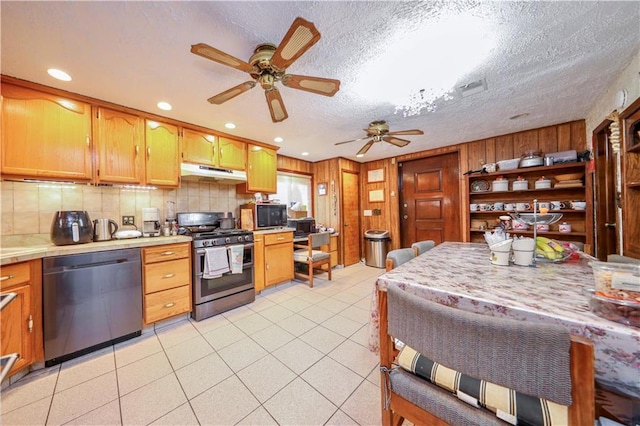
left=0, top=263, right=385, bottom=426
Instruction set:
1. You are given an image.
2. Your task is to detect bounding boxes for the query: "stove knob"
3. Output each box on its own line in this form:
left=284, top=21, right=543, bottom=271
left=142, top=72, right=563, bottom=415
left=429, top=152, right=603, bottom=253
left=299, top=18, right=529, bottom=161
left=204, top=240, right=211, bottom=247
left=237, top=236, right=244, bottom=242
left=225, top=237, right=231, bottom=244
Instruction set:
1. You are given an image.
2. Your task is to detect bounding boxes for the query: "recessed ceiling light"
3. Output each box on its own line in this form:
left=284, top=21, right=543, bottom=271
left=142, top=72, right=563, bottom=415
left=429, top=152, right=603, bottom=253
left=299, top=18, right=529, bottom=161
left=157, top=101, right=172, bottom=111
left=47, top=68, right=72, bottom=81
left=509, top=113, right=529, bottom=120
left=356, top=154, right=365, bottom=158
left=274, top=137, right=283, bottom=143
left=225, top=122, right=236, bottom=129
left=301, top=152, right=309, bottom=156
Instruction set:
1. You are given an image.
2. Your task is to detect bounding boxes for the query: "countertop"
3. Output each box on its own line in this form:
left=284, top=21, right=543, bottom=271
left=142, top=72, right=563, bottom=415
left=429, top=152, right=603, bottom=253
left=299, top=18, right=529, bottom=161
left=1, top=235, right=192, bottom=265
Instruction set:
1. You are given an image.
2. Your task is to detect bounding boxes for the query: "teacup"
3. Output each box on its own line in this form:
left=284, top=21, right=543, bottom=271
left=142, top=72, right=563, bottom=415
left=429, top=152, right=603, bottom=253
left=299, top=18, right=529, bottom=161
left=479, top=203, right=493, bottom=211
left=470, top=203, right=479, bottom=211
left=493, top=202, right=504, bottom=211
left=571, top=201, right=586, bottom=210
left=550, top=201, right=566, bottom=210
left=504, top=203, right=516, bottom=211
left=538, top=202, right=550, bottom=210
left=516, top=202, right=531, bottom=211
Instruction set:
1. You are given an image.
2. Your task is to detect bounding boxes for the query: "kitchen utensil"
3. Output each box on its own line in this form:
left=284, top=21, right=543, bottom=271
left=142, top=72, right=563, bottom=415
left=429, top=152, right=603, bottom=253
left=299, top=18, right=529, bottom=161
left=513, top=179, right=529, bottom=190
left=219, top=217, right=236, bottom=229
left=142, top=207, right=161, bottom=237
left=497, top=158, right=520, bottom=171
left=492, top=179, right=509, bottom=192
left=50, top=211, right=93, bottom=246
left=470, top=179, right=490, bottom=192
left=93, top=218, right=119, bottom=242
left=558, top=222, right=572, bottom=233
left=519, top=153, right=544, bottom=168
left=534, top=177, right=552, bottom=189
left=544, top=156, right=554, bottom=166
left=114, top=230, right=142, bottom=239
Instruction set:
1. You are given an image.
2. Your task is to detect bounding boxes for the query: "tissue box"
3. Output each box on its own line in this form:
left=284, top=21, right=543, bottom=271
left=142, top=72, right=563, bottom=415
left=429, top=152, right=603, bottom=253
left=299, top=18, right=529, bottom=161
left=288, top=208, right=308, bottom=218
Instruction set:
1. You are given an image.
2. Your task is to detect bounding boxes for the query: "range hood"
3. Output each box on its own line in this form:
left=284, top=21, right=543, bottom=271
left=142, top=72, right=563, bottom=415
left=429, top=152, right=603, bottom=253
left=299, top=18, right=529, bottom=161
left=180, top=163, right=247, bottom=184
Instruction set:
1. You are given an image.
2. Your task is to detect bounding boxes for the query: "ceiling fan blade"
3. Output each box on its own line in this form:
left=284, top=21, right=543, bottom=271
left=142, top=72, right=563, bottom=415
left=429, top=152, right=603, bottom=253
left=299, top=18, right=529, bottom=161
left=387, top=129, right=424, bottom=136
left=335, top=136, right=371, bottom=146
left=265, top=88, right=289, bottom=123
left=271, top=17, right=321, bottom=70
left=282, top=74, right=340, bottom=97
left=191, top=43, right=254, bottom=73
left=383, top=136, right=411, bottom=147
left=207, top=81, right=256, bottom=104
left=357, top=140, right=375, bottom=156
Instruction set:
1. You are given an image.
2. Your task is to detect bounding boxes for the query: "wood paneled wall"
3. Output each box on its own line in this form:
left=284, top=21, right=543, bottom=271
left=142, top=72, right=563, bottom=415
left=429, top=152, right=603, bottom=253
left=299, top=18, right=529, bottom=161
left=360, top=159, right=399, bottom=248
left=277, top=155, right=313, bottom=174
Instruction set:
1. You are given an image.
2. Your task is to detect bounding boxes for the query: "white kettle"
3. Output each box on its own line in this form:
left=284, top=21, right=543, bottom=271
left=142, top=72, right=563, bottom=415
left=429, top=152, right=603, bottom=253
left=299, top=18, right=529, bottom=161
left=93, top=218, right=119, bottom=242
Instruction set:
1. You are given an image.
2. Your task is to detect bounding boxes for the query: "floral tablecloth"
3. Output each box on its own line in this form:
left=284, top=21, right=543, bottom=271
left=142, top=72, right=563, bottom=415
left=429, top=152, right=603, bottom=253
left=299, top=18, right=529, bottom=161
left=368, top=242, right=640, bottom=399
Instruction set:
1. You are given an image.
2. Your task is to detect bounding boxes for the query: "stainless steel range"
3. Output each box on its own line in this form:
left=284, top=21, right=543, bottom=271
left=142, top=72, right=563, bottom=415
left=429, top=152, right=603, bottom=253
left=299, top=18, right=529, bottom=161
left=177, top=212, right=254, bottom=321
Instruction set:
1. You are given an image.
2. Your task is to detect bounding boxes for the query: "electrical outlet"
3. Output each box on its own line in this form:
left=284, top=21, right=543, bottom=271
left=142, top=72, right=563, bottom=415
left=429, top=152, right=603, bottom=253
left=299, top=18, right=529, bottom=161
left=122, top=216, right=135, bottom=226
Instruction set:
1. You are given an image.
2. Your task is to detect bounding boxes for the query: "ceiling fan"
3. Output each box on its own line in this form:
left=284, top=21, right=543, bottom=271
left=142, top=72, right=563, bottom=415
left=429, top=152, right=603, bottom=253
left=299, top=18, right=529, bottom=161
left=335, top=120, right=424, bottom=155
left=191, top=17, right=340, bottom=123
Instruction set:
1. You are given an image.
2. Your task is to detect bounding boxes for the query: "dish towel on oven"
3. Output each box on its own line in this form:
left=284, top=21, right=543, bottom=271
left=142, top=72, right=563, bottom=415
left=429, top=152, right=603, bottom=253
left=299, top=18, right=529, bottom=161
left=203, top=247, right=230, bottom=279
left=228, top=245, right=244, bottom=274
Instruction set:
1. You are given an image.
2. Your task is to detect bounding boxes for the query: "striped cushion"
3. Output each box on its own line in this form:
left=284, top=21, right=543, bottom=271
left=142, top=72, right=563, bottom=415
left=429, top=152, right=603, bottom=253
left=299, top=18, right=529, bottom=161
left=397, top=345, right=568, bottom=426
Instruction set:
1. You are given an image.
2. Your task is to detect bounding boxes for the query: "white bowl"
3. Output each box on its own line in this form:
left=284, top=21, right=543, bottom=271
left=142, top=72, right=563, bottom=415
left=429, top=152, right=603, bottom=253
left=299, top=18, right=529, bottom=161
left=497, top=158, right=520, bottom=171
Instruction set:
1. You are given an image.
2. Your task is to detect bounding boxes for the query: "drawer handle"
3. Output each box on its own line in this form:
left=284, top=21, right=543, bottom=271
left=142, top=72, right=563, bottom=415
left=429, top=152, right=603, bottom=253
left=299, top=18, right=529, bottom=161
left=164, top=302, right=175, bottom=308
left=161, top=251, right=174, bottom=256
left=277, top=237, right=284, bottom=241
left=162, top=273, right=176, bottom=279
left=0, top=274, right=15, bottom=281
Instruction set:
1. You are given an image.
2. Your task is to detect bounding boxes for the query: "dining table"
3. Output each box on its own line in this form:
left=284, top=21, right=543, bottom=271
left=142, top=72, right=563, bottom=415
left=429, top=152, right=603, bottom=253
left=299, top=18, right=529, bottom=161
left=368, top=242, right=640, bottom=419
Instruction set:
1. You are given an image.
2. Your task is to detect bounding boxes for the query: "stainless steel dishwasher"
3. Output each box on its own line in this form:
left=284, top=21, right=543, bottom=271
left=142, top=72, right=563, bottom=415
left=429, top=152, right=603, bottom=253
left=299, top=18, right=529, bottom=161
left=43, top=248, right=142, bottom=366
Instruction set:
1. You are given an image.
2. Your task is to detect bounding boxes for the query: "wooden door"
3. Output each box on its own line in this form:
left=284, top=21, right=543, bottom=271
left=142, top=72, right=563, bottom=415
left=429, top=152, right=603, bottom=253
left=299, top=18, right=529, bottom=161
left=594, top=121, right=618, bottom=259
left=0, top=285, right=33, bottom=375
left=218, top=137, right=246, bottom=171
left=399, top=153, right=461, bottom=246
left=94, top=107, right=143, bottom=184
left=182, top=128, right=217, bottom=166
left=145, top=120, right=180, bottom=187
left=341, top=170, right=361, bottom=266
left=1, top=84, right=92, bottom=180
left=247, top=145, right=277, bottom=193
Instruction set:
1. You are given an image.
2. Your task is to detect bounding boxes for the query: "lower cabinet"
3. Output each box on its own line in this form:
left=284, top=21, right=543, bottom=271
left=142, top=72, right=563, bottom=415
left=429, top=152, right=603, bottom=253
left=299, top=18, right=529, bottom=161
left=142, top=242, right=191, bottom=324
left=0, top=260, right=42, bottom=379
left=253, top=231, right=294, bottom=292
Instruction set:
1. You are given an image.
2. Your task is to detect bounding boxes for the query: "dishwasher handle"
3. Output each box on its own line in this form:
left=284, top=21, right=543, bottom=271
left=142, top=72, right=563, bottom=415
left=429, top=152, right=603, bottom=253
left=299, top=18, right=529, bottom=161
left=62, top=258, right=128, bottom=271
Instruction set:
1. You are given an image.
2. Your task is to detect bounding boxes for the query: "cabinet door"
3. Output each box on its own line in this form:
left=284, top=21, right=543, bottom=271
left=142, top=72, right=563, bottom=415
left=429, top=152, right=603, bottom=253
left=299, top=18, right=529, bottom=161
left=145, top=120, right=180, bottom=187
left=247, top=145, right=277, bottom=193
left=182, top=128, right=218, bottom=166
left=94, top=107, right=143, bottom=184
left=0, top=285, right=33, bottom=375
left=218, top=137, right=246, bottom=171
left=265, top=242, right=294, bottom=286
left=1, top=84, right=92, bottom=180
left=253, top=236, right=265, bottom=293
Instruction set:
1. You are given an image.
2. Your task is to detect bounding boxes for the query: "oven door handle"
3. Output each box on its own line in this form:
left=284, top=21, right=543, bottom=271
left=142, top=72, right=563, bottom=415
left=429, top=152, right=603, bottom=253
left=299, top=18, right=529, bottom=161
left=195, top=243, right=253, bottom=255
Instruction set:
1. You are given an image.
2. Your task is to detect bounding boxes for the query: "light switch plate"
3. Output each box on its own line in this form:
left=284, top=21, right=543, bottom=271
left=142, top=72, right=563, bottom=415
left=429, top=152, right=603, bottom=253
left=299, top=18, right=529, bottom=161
left=364, top=210, right=372, bottom=216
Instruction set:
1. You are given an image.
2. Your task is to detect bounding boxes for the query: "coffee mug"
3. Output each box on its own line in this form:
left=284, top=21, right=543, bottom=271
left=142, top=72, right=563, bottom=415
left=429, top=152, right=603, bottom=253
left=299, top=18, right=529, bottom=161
left=571, top=201, right=586, bottom=210
left=470, top=203, right=479, bottom=211
left=538, top=202, right=550, bottom=209
left=493, top=202, right=504, bottom=211
left=479, top=203, right=493, bottom=211
left=504, top=203, right=516, bottom=211
left=550, top=201, right=565, bottom=210
left=516, top=202, right=531, bottom=211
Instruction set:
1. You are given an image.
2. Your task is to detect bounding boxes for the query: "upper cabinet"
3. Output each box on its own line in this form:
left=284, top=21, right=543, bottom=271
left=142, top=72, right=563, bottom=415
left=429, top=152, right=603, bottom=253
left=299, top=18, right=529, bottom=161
left=246, top=145, right=277, bottom=193
left=145, top=120, right=180, bottom=187
left=218, top=137, right=246, bottom=171
left=182, top=128, right=218, bottom=166
left=1, top=84, right=92, bottom=181
left=94, top=107, right=144, bottom=184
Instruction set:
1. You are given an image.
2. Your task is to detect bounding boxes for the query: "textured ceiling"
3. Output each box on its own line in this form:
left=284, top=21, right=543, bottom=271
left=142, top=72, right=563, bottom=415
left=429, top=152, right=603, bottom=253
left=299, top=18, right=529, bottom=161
left=1, top=1, right=638, bottom=162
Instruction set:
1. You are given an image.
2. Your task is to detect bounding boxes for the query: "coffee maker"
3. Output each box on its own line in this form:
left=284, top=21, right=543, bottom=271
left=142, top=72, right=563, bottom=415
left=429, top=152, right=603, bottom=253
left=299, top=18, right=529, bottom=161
left=142, top=207, right=161, bottom=237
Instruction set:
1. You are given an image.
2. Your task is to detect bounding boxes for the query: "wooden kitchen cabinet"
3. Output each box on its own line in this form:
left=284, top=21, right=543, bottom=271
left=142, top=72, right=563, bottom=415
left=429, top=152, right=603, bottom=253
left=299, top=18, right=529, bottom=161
left=1, top=84, right=92, bottom=181
left=246, top=145, right=277, bottom=193
left=330, top=234, right=339, bottom=267
left=467, top=162, right=593, bottom=252
left=620, top=98, right=640, bottom=258
left=218, top=136, right=246, bottom=171
left=142, top=242, right=191, bottom=324
left=253, top=230, right=294, bottom=291
left=93, top=107, right=144, bottom=184
left=145, top=120, right=180, bottom=187
left=182, top=128, right=218, bottom=166
left=0, top=260, right=42, bottom=379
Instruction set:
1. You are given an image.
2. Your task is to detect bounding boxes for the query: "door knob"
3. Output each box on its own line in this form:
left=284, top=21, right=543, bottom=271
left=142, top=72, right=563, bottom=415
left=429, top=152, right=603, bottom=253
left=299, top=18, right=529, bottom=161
left=403, top=215, right=408, bottom=219
left=605, top=223, right=616, bottom=228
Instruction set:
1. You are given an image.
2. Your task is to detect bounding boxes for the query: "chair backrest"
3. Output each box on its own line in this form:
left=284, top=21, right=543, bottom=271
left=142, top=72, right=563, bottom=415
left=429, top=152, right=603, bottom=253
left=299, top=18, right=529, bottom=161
left=308, top=232, right=330, bottom=249
left=411, top=240, right=435, bottom=256
left=386, top=248, right=415, bottom=271
left=607, top=254, right=640, bottom=264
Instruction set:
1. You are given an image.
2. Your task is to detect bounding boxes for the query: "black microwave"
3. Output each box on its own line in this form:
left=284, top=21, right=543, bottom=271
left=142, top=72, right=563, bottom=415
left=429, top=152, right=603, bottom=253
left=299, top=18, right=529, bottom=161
left=287, top=218, right=316, bottom=236
left=240, top=204, right=287, bottom=229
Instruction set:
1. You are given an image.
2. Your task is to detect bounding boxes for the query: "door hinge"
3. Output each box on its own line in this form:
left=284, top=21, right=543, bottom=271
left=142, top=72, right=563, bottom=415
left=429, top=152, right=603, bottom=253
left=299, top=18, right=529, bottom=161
left=28, top=314, right=33, bottom=333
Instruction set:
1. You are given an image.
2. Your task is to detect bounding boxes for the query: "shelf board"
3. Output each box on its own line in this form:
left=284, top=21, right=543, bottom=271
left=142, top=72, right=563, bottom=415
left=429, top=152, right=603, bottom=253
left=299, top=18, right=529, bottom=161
left=469, top=229, right=586, bottom=237
left=470, top=209, right=584, bottom=214
left=627, top=143, right=640, bottom=153
left=626, top=182, right=640, bottom=188
left=470, top=186, right=584, bottom=195
left=466, top=162, right=586, bottom=180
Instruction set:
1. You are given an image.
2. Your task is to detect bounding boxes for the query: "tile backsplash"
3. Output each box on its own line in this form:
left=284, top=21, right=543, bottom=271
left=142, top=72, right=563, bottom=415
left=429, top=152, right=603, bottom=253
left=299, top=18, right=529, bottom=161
left=0, top=180, right=254, bottom=236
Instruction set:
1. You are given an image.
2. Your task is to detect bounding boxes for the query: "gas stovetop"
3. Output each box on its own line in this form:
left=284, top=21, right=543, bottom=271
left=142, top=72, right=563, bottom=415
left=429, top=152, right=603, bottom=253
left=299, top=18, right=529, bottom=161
left=177, top=212, right=252, bottom=247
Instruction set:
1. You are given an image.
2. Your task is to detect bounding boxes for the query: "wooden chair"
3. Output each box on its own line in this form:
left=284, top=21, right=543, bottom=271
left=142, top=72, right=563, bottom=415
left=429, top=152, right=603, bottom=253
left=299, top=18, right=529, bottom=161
left=411, top=240, right=435, bottom=256
left=385, top=248, right=415, bottom=271
left=293, top=232, right=331, bottom=288
left=379, top=286, right=595, bottom=426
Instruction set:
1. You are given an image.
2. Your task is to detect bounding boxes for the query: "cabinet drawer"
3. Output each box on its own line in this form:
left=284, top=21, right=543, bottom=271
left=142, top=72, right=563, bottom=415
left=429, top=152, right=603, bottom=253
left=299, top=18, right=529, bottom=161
left=264, top=232, right=293, bottom=245
left=144, top=259, right=190, bottom=294
left=143, top=243, right=190, bottom=264
left=144, top=285, right=190, bottom=324
left=0, top=262, right=30, bottom=290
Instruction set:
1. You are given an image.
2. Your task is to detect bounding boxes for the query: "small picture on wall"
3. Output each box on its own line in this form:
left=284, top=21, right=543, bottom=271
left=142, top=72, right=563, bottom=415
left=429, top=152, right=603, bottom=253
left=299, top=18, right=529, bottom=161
left=318, top=182, right=327, bottom=196
left=368, top=189, right=384, bottom=202
left=367, top=168, right=384, bottom=183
